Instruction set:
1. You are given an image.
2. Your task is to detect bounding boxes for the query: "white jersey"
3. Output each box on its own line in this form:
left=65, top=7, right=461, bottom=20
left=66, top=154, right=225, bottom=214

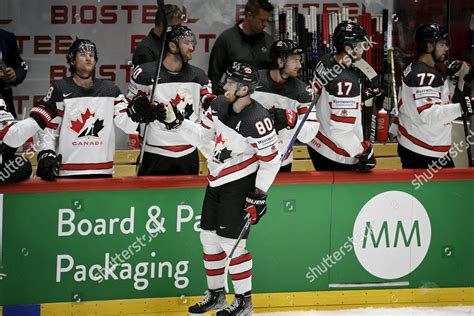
left=253, top=70, right=319, bottom=166
left=392, top=61, right=461, bottom=158
left=307, top=54, right=364, bottom=165
left=178, top=96, right=280, bottom=192
left=37, top=77, right=137, bottom=176
left=127, top=62, right=212, bottom=157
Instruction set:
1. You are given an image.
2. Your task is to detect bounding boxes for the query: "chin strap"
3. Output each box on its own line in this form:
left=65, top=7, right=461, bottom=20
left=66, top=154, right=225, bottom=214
left=75, top=72, right=93, bottom=80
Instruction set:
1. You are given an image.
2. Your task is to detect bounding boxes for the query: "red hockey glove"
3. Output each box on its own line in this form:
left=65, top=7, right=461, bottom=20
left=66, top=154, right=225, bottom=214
left=245, top=192, right=267, bottom=225
left=269, top=108, right=297, bottom=132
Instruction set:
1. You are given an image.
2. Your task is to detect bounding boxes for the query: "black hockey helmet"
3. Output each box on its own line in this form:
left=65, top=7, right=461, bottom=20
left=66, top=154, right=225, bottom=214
left=270, top=39, right=303, bottom=60
left=333, top=21, right=367, bottom=53
left=415, top=23, right=450, bottom=53
left=221, top=62, right=259, bottom=92
left=165, top=25, right=196, bottom=50
left=270, top=39, right=303, bottom=68
left=66, top=39, right=98, bottom=73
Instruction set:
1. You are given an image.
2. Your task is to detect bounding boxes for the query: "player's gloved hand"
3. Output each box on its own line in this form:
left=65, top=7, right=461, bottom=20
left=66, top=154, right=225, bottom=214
left=269, top=108, right=297, bottom=132
left=310, top=78, right=323, bottom=99
left=36, top=150, right=62, bottom=181
left=244, top=192, right=267, bottom=225
left=356, top=141, right=376, bottom=172
left=139, top=103, right=165, bottom=124
left=362, top=87, right=384, bottom=103
left=127, top=96, right=153, bottom=123
left=201, top=93, right=217, bottom=110
left=156, top=102, right=184, bottom=130
left=453, top=88, right=473, bottom=116
left=447, top=60, right=471, bottom=86
left=29, top=102, right=58, bottom=129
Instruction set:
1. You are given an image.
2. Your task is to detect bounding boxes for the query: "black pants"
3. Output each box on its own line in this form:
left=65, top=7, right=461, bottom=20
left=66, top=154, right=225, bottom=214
left=0, top=156, right=32, bottom=184
left=398, top=144, right=455, bottom=169
left=138, top=150, right=199, bottom=175
left=307, top=146, right=357, bottom=171
left=200, top=173, right=257, bottom=239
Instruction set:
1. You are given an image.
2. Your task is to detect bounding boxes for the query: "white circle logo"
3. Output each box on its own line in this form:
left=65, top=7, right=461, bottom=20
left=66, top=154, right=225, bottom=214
left=353, top=191, right=431, bottom=279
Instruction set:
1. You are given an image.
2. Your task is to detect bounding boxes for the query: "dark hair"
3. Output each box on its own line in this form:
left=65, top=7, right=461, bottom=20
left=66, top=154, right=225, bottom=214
left=155, top=4, right=184, bottom=27
left=244, top=0, right=274, bottom=16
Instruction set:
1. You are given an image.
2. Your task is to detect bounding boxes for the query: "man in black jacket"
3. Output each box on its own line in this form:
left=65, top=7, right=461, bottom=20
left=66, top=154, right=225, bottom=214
left=132, top=4, right=185, bottom=66
left=0, top=28, right=28, bottom=118
left=208, top=0, right=274, bottom=94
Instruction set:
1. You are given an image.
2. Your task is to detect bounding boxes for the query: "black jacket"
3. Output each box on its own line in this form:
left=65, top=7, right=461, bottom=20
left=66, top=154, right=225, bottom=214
left=0, top=29, right=27, bottom=118
left=208, top=24, right=273, bottom=94
left=132, top=29, right=163, bottom=67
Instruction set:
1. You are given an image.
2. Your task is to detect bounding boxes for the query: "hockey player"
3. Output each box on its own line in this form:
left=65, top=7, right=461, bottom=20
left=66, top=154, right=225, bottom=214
left=307, top=21, right=376, bottom=171
left=156, top=63, right=280, bottom=315
left=35, top=39, right=142, bottom=180
left=127, top=25, right=215, bottom=175
left=253, top=39, right=319, bottom=171
left=0, top=97, right=57, bottom=183
left=392, top=23, right=471, bottom=168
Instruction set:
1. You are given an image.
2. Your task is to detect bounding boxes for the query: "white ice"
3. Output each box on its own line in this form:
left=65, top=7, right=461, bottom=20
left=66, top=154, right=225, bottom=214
left=257, top=306, right=474, bottom=315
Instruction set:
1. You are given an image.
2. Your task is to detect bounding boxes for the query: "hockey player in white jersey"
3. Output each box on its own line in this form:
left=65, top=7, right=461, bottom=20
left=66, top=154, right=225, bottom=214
left=391, top=23, right=471, bottom=168
left=35, top=39, right=140, bottom=180
left=253, top=39, right=319, bottom=171
left=307, top=21, right=376, bottom=171
left=0, top=97, right=58, bottom=183
left=127, top=25, right=215, bottom=175
left=156, top=63, right=280, bottom=315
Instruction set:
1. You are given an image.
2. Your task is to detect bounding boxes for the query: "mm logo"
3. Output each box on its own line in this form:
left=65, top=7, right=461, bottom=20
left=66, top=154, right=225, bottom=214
left=353, top=191, right=431, bottom=280
left=362, top=220, right=421, bottom=248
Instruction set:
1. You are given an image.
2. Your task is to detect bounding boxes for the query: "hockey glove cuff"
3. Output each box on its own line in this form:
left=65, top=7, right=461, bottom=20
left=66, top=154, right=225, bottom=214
left=245, top=192, right=267, bottom=225
left=30, top=104, right=58, bottom=129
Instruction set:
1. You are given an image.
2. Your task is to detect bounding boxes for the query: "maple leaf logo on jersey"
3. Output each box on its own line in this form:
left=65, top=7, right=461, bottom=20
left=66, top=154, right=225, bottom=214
left=70, top=108, right=104, bottom=137
left=170, top=93, right=194, bottom=119
left=213, top=133, right=232, bottom=163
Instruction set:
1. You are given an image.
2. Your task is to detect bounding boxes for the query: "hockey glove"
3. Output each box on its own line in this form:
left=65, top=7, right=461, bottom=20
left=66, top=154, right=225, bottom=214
left=311, top=78, right=323, bottom=98
left=36, top=150, right=62, bottom=181
left=269, top=108, right=297, bottom=132
left=447, top=60, right=471, bottom=87
left=127, top=96, right=154, bottom=123
left=244, top=192, right=267, bottom=225
left=356, top=141, right=376, bottom=172
left=453, top=88, right=473, bottom=116
left=201, top=93, right=217, bottom=111
left=362, top=87, right=384, bottom=103
left=30, top=103, right=58, bottom=129
left=157, top=102, right=184, bottom=130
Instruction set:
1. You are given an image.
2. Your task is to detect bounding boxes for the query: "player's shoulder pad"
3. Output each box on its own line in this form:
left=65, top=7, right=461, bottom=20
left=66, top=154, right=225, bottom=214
left=188, top=64, right=210, bottom=85
left=131, top=61, right=157, bottom=85
left=239, top=100, right=275, bottom=138
left=327, top=68, right=360, bottom=97
left=39, top=80, right=64, bottom=104
left=403, top=61, right=444, bottom=87
left=95, top=78, right=122, bottom=96
left=294, top=78, right=312, bottom=103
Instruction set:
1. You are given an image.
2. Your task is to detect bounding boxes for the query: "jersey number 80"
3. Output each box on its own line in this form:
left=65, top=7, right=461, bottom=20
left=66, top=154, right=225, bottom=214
left=255, top=117, right=273, bottom=135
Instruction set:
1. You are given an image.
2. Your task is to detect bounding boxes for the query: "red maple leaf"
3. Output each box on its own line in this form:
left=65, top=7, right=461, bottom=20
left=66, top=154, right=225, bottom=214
left=171, top=93, right=184, bottom=106
left=216, top=133, right=225, bottom=145
left=70, top=108, right=95, bottom=134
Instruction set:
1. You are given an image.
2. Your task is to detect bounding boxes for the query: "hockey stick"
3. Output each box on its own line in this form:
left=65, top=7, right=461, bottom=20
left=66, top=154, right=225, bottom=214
left=137, top=0, right=168, bottom=171
left=281, top=81, right=322, bottom=162
left=353, top=59, right=379, bottom=143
